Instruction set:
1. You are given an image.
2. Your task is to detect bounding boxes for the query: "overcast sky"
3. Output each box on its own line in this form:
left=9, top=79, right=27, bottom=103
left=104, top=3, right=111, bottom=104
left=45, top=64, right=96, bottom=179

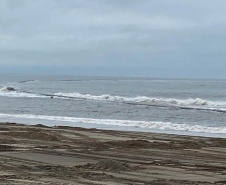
left=0, top=0, right=226, bottom=78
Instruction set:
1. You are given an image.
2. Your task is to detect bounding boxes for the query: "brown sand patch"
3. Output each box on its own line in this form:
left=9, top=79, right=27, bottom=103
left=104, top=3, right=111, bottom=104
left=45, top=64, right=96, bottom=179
left=104, top=139, right=208, bottom=150
left=7, top=131, right=60, bottom=141
left=80, top=159, right=131, bottom=172
left=56, top=126, right=98, bottom=132
left=94, top=159, right=131, bottom=172
left=0, top=127, right=10, bottom=131
left=154, top=140, right=206, bottom=149
left=210, top=138, right=226, bottom=147
left=0, top=136, right=15, bottom=144
left=1, top=123, right=226, bottom=184
left=106, top=139, right=151, bottom=148
left=0, top=145, right=13, bottom=151
left=33, top=124, right=50, bottom=128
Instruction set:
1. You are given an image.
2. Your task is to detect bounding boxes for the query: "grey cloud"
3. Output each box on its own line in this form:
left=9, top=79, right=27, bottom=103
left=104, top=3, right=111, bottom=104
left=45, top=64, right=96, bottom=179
left=0, top=0, right=226, bottom=77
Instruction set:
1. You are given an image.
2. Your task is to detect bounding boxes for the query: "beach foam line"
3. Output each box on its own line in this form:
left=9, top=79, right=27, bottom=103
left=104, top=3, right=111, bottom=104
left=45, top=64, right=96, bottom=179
left=0, top=113, right=226, bottom=134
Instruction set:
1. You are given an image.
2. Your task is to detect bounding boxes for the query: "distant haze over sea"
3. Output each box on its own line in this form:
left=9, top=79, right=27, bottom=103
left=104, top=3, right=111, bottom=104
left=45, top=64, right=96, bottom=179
left=0, top=65, right=225, bottom=79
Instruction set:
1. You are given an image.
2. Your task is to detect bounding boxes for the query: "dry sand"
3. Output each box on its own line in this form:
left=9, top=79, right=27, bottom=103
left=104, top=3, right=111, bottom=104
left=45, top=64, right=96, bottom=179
left=0, top=122, right=226, bottom=185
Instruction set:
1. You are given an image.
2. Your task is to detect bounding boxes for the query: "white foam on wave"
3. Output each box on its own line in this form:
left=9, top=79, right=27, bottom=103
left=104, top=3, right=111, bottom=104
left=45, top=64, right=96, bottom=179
left=55, top=92, right=226, bottom=109
left=0, top=91, right=45, bottom=98
left=0, top=86, right=45, bottom=98
left=1, top=86, right=226, bottom=111
left=0, top=113, right=225, bottom=134
left=0, top=86, right=15, bottom=92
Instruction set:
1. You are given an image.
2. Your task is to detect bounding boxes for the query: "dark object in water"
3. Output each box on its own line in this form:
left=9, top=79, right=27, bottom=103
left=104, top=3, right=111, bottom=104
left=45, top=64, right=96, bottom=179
left=6, top=87, right=16, bottom=91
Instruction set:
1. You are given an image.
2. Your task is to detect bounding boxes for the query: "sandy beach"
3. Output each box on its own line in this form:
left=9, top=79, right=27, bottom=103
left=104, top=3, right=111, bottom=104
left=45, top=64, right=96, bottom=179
left=0, top=122, right=226, bottom=185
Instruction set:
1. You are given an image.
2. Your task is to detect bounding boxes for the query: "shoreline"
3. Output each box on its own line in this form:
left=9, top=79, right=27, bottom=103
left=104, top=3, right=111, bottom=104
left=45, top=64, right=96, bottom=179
left=0, top=122, right=226, bottom=184
left=1, top=116, right=225, bottom=139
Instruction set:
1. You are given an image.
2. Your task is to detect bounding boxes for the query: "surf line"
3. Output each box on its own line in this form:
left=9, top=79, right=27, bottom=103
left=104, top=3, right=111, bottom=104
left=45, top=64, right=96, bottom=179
left=19, top=90, right=226, bottom=114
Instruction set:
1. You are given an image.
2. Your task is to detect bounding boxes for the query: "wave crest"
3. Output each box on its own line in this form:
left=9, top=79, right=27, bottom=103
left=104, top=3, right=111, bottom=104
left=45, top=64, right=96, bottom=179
left=55, top=92, right=211, bottom=107
left=0, top=87, right=226, bottom=112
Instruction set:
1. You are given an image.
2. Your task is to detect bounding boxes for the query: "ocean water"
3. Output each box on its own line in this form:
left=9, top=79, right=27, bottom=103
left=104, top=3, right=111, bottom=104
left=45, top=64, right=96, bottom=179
left=0, top=74, right=226, bottom=138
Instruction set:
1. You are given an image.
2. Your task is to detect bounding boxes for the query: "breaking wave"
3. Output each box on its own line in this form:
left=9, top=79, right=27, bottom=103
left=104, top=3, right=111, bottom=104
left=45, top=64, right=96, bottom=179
left=54, top=92, right=226, bottom=112
left=55, top=92, right=210, bottom=106
left=1, top=86, right=226, bottom=112
left=0, top=113, right=225, bottom=134
left=0, top=86, right=45, bottom=98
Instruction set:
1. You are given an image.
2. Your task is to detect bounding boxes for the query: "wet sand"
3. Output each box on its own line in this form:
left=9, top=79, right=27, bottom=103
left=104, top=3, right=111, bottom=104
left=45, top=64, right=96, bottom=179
left=0, top=122, right=226, bottom=185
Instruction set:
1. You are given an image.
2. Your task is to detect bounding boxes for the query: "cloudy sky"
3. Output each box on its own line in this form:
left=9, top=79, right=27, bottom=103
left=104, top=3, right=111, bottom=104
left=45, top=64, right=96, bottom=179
left=0, top=0, right=226, bottom=78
